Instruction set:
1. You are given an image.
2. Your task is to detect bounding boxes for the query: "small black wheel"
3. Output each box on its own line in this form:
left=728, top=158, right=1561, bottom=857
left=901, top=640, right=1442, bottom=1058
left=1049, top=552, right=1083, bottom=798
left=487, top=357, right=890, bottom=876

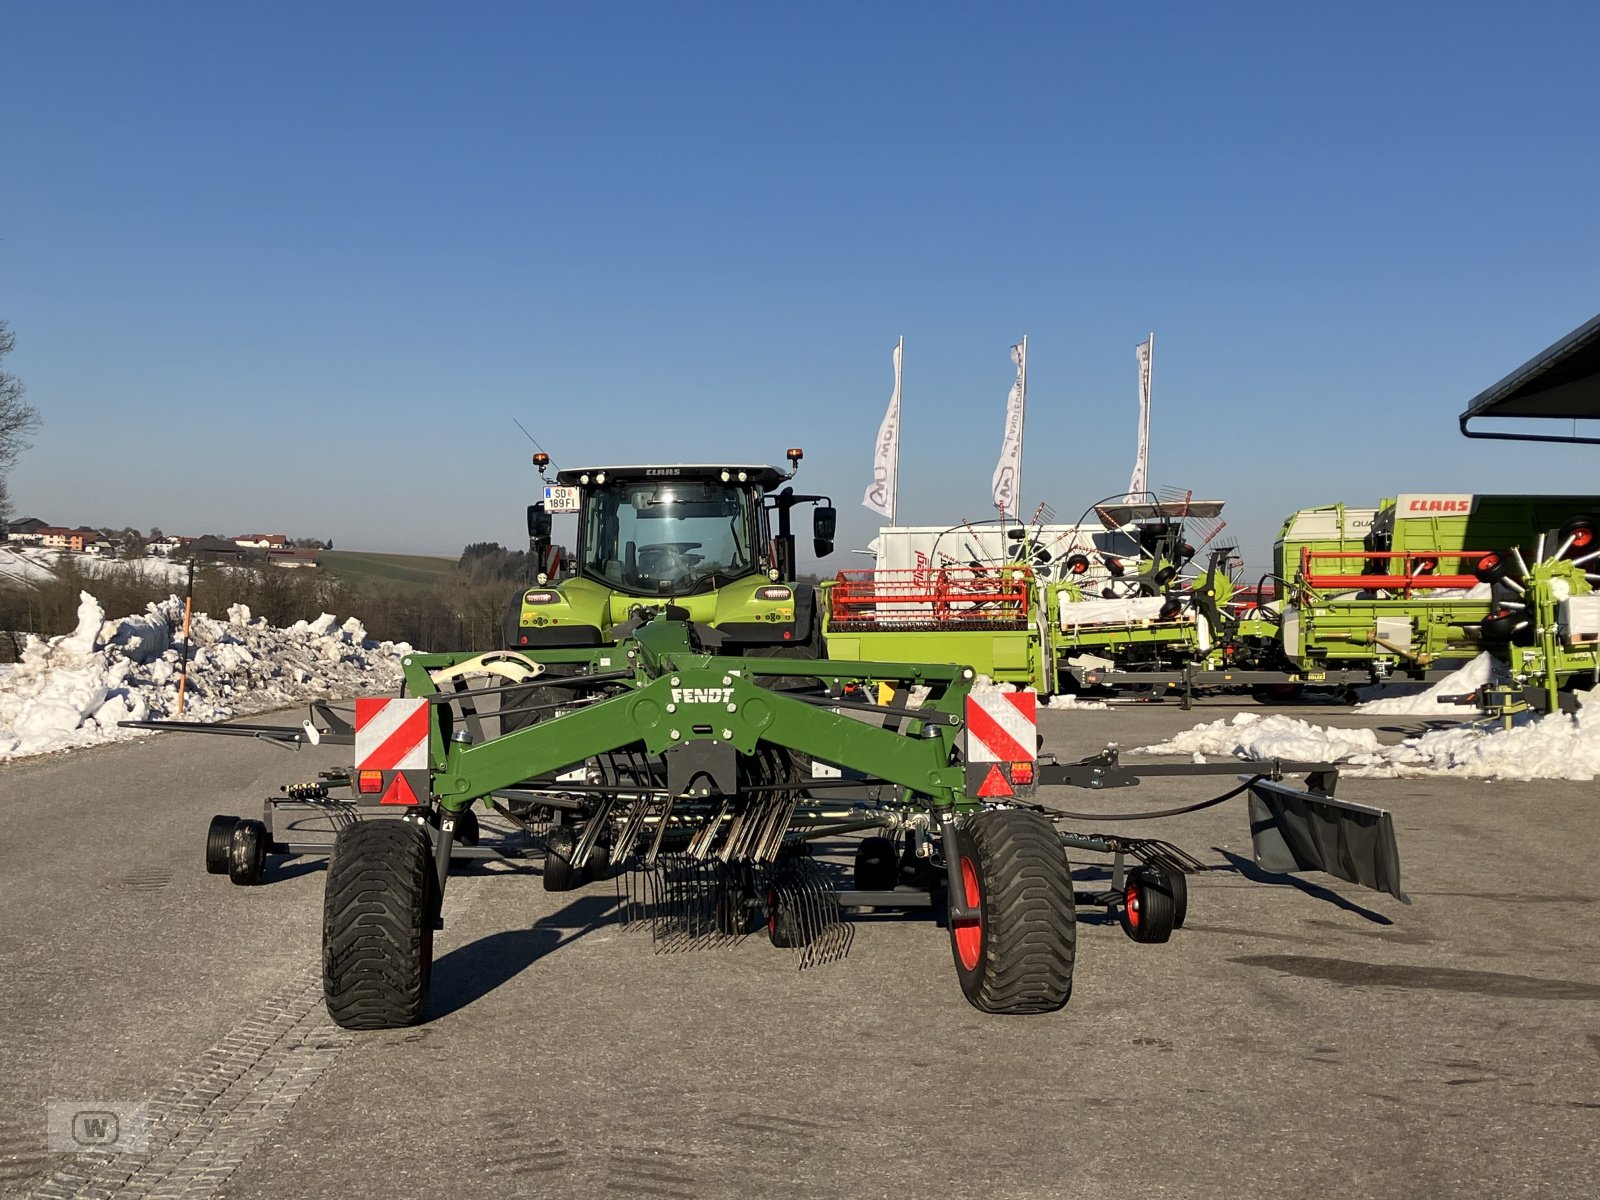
left=542, top=825, right=582, bottom=893
left=947, top=809, right=1076, bottom=1014
left=853, top=836, right=899, bottom=892
left=1151, top=565, right=1177, bottom=587
left=714, top=880, right=752, bottom=936
left=1558, top=516, right=1597, bottom=559
left=1169, top=869, right=1189, bottom=930
left=1474, top=551, right=1516, bottom=585
left=1480, top=609, right=1531, bottom=645
left=1251, top=682, right=1305, bottom=704
left=765, top=882, right=811, bottom=949
left=449, top=807, right=480, bottom=847
left=206, top=815, right=239, bottom=875
left=228, top=819, right=267, bottom=886
left=323, top=818, right=437, bottom=1030
left=1119, top=865, right=1178, bottom=943
left=587, top=839, right=613, bottom=880
left=1064, top=554, right=1092, bottom=577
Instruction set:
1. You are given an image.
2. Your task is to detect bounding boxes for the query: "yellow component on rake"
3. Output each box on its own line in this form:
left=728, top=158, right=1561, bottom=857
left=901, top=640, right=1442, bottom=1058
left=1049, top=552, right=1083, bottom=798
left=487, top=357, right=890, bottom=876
left=427, top=651, right=547, bottom=687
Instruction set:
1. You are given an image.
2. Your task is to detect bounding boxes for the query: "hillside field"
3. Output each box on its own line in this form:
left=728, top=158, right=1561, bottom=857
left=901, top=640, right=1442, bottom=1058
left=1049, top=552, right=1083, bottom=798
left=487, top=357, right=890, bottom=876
left=317, top=549, right=460, bottom=591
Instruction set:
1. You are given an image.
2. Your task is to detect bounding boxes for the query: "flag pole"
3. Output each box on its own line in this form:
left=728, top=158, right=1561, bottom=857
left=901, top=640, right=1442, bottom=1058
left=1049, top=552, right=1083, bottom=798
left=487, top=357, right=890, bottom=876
left=1016, top=333, right=1028, bottom=520
left=890, top=335, right=902, bottom=525
left=1147, top=331, right=1154, bottom=494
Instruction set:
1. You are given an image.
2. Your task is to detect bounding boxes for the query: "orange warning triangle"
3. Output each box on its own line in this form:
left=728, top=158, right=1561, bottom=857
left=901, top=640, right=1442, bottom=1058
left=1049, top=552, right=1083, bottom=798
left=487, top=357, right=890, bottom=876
left=380, top=773, right=421, bottom=806
left=976, top=763, right=1013, bottom=798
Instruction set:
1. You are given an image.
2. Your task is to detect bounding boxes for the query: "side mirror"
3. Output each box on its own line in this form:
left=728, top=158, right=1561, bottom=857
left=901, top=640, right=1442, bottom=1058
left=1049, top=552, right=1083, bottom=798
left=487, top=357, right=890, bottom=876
left=527, top=504, right=553, bottom=541
left=812, top=505, right=837, bottom=557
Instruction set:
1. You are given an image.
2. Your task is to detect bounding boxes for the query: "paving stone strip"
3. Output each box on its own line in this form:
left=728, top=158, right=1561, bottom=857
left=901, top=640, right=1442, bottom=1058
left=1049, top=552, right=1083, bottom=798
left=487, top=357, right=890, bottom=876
left=26, top=969, right=350, bottom=1200
left=22, top=834, right=511, bottom=1200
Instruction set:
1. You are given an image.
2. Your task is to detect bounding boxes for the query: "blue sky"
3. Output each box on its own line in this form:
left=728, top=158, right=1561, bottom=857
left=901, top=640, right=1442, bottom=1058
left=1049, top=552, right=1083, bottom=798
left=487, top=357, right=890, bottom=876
left=3, top=1, right=1599, bottom=570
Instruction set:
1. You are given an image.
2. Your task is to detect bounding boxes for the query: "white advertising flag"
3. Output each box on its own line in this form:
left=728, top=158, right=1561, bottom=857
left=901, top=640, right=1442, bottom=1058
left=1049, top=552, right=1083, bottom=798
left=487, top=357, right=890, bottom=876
left=1127, top=333, right=1153, bottom=498
left=991, top=336, right=1028, bottom=517
left=862, top=337, right=903, bottom=521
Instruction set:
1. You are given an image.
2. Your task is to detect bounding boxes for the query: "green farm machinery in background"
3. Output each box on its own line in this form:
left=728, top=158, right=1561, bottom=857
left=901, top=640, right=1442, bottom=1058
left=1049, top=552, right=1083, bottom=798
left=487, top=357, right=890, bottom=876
left=824, top=491, right=1600, bottom=707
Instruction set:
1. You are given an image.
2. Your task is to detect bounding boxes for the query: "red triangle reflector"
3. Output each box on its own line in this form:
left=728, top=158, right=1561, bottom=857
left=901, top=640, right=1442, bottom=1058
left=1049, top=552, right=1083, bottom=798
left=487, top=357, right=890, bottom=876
left=977, top=763, right=1013, bottom=798
left=380, top=774, right=421, bottom=806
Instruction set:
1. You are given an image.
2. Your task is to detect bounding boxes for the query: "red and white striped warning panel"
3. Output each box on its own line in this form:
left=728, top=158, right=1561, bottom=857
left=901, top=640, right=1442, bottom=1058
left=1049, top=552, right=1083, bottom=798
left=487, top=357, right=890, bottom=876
left=355, top=698, right=430, bottom=771
left=963, top=690, right=1038, bottom=763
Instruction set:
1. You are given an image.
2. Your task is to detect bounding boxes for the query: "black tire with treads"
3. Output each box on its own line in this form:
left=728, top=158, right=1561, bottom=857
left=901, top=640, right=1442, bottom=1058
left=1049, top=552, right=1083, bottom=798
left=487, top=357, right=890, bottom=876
left=206, top=815, right=238, bottom=875
left=323, top=819, right=436, bottom=1030
left=228, top=819, right=267, bottom=886
left=948, top=809, right=1076, bottom=1015
left=542, top=825, right=583, bottom=892
left=1120, top=865, right=1178, bottom=943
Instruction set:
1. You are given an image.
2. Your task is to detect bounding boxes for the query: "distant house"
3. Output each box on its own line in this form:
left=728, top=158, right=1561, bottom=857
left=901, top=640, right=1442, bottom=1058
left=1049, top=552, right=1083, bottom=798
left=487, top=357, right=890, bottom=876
left=267, top=547, right=320, bottom=569
left=86, top=538, right=116, bottom=557
left=38, top=527, right=89, bottom=552
left=187, top=535, right=245, bottom=563
left=148, top=535, right=193, bottom=557
left=234, top=533, right=288, bottom=550
left=6, top=517, right=48, bottom=542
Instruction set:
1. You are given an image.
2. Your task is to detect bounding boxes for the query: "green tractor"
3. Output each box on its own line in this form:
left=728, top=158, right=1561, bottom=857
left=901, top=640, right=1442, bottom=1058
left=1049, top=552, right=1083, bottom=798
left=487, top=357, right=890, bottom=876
left=506, top=449, right=837, bottom=658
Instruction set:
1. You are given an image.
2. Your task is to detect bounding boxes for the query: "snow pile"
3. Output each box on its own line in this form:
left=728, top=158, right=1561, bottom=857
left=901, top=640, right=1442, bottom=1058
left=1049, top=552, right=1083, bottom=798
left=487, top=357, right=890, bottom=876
left=0, top=591, right=411, bottom=761
left=1046, top=693, right=1110, bottom=710
left=1353, top=652, right=1501, bottom=715
left=1141, top=711, right=1384, bottom=763
left=1137, top=703, right=1600, bottom=781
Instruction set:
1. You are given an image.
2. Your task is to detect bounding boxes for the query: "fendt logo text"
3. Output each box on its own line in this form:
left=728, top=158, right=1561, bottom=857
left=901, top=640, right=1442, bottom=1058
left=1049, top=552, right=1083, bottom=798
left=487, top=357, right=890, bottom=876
left=671, top=687, right=735, bottom=705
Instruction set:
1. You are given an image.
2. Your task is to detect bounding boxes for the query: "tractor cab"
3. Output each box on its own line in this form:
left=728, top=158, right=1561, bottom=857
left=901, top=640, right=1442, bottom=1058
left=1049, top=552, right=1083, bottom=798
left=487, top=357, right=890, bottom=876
left=510, top=450, right=836, bottom=652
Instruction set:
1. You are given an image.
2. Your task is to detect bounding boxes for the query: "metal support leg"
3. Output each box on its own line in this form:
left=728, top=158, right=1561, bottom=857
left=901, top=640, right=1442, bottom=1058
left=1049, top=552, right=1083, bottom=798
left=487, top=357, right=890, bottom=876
left=938, top=808, right=978, bottom=919
left=431, top=811, right=456, bottom=917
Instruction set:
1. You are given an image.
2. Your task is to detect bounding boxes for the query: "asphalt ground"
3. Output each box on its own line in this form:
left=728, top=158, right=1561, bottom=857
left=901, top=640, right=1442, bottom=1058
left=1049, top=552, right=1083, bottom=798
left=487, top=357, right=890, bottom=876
left=2, top=694, right=1598, bottom=1199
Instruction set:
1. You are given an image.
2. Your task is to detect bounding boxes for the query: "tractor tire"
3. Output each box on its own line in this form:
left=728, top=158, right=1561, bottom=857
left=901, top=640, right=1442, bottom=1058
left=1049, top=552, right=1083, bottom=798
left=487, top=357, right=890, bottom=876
left=854, top=836, right=899, bottom=892
left=542, top=825, right=583, bottom=893
left=947, top=809, right=1076, bottom=1015
left=206, top=815, right=238, bottom=875
left=1119, top=865, right=1178, bottom=944
left=227, top=819, right=267, bottom=886
left=323, top=819, right=436, bottom=1030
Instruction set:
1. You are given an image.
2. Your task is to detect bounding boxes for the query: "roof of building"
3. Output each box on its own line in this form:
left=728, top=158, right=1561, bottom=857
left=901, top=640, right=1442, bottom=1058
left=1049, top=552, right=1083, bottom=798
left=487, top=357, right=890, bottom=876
left=1460, top=311, right=1600, bottom=442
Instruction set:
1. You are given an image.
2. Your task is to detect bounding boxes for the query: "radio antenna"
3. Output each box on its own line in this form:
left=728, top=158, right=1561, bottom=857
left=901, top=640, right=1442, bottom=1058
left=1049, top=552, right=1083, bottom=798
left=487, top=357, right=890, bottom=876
left=513, top=419, right=556, bottom=472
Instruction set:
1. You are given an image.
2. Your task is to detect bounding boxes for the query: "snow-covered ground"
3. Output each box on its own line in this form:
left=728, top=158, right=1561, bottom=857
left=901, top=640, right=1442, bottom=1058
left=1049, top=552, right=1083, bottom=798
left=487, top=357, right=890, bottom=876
left=0, top=546, right=229, bottom=588
left=1137, top=695, right=1600, bottom=781
left=0, top=591, right=409, bottom=761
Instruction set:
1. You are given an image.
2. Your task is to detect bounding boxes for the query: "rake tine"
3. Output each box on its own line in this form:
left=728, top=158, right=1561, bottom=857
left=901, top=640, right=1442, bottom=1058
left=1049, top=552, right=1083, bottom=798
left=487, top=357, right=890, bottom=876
left=644, top=797, right=676, bottom=868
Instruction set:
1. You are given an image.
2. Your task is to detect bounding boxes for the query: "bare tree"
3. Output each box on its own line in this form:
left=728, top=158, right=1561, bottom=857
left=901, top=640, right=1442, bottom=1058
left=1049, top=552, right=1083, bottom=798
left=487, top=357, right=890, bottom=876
left=0, top=320, right=42, bottom=525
